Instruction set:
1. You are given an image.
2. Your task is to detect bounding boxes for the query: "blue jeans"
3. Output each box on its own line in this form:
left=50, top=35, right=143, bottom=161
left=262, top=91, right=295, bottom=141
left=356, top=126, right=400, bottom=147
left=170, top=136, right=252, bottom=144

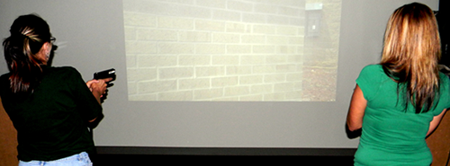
left=19, top=152, right=92, bottom=166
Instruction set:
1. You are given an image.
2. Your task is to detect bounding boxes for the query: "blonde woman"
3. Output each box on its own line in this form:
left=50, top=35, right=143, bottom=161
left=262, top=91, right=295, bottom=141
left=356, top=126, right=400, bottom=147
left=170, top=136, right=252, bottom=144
left=346, top=3, right=450, bottom=165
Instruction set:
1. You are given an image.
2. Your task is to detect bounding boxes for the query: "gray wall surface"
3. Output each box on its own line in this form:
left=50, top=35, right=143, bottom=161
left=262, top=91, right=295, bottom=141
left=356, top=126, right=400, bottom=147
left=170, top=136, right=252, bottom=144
left=0, top=0, right=439, bottom=148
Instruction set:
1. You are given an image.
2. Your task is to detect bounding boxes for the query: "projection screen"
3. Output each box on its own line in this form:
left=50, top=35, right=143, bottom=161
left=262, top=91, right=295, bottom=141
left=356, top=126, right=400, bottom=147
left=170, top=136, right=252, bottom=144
left=0, top=0, right=439, bottom=152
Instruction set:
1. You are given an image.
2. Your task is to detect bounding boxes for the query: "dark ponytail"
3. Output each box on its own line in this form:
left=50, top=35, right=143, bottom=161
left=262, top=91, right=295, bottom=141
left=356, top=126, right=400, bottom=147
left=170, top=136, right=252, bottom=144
left=3, top=14, right=52, bottom=93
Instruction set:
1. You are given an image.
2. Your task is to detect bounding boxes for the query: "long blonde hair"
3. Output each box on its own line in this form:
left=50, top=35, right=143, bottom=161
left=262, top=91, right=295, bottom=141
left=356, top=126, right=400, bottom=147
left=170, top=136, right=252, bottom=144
left=380, top=3, right=441, bottom=113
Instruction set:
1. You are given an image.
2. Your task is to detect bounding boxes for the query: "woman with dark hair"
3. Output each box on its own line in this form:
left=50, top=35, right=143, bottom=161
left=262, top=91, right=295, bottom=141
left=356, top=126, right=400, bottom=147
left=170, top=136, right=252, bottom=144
left=346, top=3, right=450, bottom=165
left=0, top=14, right=108, bottom=165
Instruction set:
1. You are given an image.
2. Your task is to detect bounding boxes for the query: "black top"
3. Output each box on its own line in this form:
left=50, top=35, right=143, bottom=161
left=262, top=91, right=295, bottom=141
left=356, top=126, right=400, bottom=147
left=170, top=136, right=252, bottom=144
left=0, top=66, right=102, bottom=161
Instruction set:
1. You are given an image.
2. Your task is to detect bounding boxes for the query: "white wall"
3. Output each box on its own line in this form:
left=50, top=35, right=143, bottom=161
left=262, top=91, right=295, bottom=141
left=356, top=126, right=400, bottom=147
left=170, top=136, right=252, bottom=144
left=0, top=0, right=439, bottom=148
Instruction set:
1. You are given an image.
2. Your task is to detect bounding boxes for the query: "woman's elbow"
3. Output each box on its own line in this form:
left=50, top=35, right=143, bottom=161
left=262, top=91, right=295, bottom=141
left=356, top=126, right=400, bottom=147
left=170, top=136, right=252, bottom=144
left=347, top=121, right=362, bottom=132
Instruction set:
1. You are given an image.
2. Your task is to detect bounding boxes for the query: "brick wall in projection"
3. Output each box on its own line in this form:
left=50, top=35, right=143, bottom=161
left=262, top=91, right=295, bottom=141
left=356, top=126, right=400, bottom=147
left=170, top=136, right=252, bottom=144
left=123, top=0, right=341, bottom=101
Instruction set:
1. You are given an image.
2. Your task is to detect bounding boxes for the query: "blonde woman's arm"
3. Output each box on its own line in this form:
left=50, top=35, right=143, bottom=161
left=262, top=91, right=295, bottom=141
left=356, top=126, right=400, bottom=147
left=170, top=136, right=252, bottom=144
left=427, top=109, right=447, bottom=136
left=346, top=85, right=367, bottom=131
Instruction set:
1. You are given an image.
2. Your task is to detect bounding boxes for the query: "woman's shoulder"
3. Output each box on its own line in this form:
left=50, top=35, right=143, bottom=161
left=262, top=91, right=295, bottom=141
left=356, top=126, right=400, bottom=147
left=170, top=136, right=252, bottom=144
left=359, top=64, right=385, bottom=77
left=361, top=64, right=383, bottom=72
left=45, top=66, right=83, bottom=80
left=47, top=66, right=80, bottom=74
left=0, top=73, right=10, bottom=80
left=0, top=73, right=11, bottom=87
left=439, top=72, right=450, bottom=87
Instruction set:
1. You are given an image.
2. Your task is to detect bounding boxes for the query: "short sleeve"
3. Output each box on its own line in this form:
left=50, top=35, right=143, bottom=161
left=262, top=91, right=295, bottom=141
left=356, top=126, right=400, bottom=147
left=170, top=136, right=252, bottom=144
left=356, top=65, right=383, bottom=101
left=434, top=73, right=450, bottom=116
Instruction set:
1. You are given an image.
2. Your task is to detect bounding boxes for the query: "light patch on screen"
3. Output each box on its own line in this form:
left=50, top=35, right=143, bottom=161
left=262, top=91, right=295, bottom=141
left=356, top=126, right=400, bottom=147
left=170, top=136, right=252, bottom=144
left=123, top=0, right=341, bottom=101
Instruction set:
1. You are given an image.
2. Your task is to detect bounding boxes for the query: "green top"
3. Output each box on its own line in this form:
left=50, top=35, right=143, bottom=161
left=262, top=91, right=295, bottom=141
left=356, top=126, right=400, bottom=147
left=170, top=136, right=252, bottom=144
left=354, top=64, right=450, bottom=165
left=0, top=66, right=102, bottom=161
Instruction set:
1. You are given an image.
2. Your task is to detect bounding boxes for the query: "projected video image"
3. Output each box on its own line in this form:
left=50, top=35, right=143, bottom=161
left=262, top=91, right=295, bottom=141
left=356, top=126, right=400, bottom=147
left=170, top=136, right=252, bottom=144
left=124, top=0, right=341, bottom=101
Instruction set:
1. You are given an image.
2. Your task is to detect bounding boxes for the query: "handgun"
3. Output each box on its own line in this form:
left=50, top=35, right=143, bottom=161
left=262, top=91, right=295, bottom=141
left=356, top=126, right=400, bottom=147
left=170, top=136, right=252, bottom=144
left=93, top=68, right=116, bottom=103
left=93, top=68, right=116, bottom=83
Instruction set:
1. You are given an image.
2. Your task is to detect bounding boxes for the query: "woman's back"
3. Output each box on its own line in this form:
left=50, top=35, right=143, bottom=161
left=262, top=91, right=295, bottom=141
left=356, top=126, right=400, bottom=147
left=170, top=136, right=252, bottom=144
left=0, top=66, right=102, bottom=161
left=353, top=65, right=450, bottom=165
